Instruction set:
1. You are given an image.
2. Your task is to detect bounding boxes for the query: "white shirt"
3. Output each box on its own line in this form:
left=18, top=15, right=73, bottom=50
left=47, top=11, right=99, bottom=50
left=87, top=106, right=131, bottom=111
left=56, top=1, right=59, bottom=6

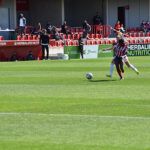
left=19, top=17, right=26, bottom=27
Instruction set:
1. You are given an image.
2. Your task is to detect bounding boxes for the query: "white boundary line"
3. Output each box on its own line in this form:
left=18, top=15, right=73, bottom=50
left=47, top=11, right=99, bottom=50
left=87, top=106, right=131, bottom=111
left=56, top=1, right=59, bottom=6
left=0, top=112, right=150, bottom=120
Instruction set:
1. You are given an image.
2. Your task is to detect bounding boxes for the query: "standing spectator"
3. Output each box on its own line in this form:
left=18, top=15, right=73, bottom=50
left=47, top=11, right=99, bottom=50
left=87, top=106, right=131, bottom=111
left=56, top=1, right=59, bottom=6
left=82, top=20, right=91, bottom=38
left=114, top=20, right=121, bottom=32
left=46, top=21, right=52, bottom=34
left=18, top=13, right=26, bottom=36
left=78, top=36, right=87, bottom=59
left=120, top=24, right=125, bottom=33
left=39, top=29, right=50, bottom=60
left=93, top=12, right=102, bottom=25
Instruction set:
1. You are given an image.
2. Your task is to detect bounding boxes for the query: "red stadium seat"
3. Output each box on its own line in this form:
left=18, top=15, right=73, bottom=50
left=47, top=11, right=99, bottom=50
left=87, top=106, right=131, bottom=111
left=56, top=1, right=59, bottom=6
left=32, top=35, right=37, bottom=40
left=73, top=40, right=79, bottom=46
left=17, top=35, right=21, bottom=40
left=50, top=40, right=56, bottom=47
left=27, top=34, right=33, bottom=40
left=139, top=32, right=145, bottom=37
left=89, top=34, right=94, bottom=39
left=0, top=36, right=4, bottom=40
left=22, top=35, right=27, bottom=40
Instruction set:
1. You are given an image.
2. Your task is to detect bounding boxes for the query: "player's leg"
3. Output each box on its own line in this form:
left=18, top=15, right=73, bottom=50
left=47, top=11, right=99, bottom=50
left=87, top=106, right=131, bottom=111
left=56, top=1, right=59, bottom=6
left=106, top=59, right=115, bottom=78
left=125, top=59, right=139, bottom=74
left=115, top=57, right=123, bottom=79
left=119, top=59, right=124, bottom=79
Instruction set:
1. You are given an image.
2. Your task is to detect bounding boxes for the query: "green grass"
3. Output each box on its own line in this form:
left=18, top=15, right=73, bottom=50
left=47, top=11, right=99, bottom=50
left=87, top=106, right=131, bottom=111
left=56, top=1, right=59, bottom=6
left=0, top=56, right=150, bottom=150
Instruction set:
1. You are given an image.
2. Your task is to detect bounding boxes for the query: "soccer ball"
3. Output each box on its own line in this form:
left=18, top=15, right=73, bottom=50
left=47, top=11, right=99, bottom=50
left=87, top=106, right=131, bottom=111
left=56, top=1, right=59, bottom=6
left=86, top=72, right=93, bottom=80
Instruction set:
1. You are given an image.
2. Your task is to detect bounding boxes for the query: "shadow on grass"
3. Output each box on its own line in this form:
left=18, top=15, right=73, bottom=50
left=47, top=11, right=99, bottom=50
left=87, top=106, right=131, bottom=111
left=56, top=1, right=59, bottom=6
left=89, top=79, right=117, bottom=82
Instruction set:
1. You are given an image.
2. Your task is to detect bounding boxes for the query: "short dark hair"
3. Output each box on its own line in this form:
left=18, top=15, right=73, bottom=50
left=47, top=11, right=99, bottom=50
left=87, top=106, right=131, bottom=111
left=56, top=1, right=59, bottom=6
left=118, top=39, right=125, bottom=45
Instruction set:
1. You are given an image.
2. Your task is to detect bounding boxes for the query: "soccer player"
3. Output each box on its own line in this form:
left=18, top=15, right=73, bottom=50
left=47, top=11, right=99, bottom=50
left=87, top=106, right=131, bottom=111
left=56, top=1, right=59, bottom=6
left=114, top=38, right=139, bottom=79
left=104, top=41, right=117, bottom=78
left=114, top=39, right=127, bottom=80
left=105, top=37, right=139, bottom=78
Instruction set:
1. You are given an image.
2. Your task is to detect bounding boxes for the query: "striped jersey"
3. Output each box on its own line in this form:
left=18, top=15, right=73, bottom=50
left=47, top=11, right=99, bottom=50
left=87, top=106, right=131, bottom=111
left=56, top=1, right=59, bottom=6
left=115, top=44, right=128, bottom=57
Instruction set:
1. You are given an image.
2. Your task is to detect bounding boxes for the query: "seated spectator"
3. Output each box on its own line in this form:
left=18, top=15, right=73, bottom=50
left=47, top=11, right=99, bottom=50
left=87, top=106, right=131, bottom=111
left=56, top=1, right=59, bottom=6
left=26, top=51, right=35, bottom=60
left=82, top=20, right=91, bottom=38
left=52, top=26, right=63, bottom=41
left=93, top=12, right=102, bottom=25
left=32, top=22, right=42, bottom=35
left=10, top=52, right=18, bottom=61
left=61, top=21, right=71, bottom=35
left=145, top=21, right=150, bottom=33
left=140, top=20, right=146, bottom=32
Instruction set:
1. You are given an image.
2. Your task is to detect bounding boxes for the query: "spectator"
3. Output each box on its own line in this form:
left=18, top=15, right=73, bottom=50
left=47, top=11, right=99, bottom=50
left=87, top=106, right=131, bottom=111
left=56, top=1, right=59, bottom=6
left=114, top=20, right=121, bottom=32
left=82, top=20, right=91, bottom=38
left=93, top=12, right=102, bottom=25
left=52, top=26, right=64, bottom=41
left=120, top=24, right=125, bottom=33
left=18, top=13, right=26, bottom=36
left=78, top=35, right=87, bottom=59
left=46, top=21, right=52, bottom=34
left=32, top=22, right=42, bottom=35
left=39, top=29, right=50, bottom=60
left=10, top=52, right=18, bottom=61
left=26, top=51, right=35, bottom=60
left=61, top=21, right=71, bottom=35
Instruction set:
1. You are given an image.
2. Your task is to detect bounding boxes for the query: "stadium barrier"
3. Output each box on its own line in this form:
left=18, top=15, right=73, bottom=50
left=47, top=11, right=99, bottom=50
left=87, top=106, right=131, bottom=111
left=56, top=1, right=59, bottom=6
left=0, top=37, right=150, bottom=61
left=0, top=40, right=42, bottom=61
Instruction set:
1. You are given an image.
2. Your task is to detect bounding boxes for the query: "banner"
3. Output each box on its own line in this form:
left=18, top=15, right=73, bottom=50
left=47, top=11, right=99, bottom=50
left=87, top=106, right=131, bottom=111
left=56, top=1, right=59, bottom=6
left=64, top=46, right=80, bottom=59
left=128, top=44, right=150, bottom=56
left=83, top=45, right=99, bottom=59
left=99, top=44, right=150, bottom=57
left=98, top=44, right=113, bottom=57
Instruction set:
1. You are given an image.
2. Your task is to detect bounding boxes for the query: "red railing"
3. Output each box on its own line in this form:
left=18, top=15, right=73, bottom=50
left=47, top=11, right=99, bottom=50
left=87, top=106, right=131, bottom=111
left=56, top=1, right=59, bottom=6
left=70, top=25, right=112, bottom=38
left=91, top=25, right=112, bottom=37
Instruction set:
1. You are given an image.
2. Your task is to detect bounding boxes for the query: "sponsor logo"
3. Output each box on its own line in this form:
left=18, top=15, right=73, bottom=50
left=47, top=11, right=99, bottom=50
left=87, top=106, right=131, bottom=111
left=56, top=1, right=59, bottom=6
left=14, top=41, right=39, bottom=46
left=128, top=44, right=150, bottom=50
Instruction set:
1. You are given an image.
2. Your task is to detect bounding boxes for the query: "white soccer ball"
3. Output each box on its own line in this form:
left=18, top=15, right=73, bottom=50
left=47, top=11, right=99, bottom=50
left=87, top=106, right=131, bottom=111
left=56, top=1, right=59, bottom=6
left=86, top=72, right=93, bottom=80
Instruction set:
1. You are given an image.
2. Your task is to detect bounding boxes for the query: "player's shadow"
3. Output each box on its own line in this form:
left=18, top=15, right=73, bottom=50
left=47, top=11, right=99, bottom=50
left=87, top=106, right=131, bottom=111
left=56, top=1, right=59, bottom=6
left=90, top=79, right=117, bottom=82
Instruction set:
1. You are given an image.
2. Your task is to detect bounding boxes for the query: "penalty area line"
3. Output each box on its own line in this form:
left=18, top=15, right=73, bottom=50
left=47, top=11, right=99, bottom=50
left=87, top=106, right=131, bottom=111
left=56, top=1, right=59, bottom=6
left=0, top=112, right=150, bottom=120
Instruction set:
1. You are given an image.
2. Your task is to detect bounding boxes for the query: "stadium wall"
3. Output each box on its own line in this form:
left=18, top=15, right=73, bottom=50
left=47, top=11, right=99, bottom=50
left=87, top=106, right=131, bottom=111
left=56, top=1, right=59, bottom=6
left=0, top=0, right=16, bottom=29
left=0, top=0, right=150, bottom=29
left=107, top=0, right=149, bottom=28
left=64, top=0, right=103, bottom=26
left=28, top=0, right=62, bottom=26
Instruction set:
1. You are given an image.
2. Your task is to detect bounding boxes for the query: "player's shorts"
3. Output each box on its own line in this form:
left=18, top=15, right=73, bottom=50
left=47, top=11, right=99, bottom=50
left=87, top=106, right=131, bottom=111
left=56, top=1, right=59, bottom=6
left=121, top=55, right=128, bottom=63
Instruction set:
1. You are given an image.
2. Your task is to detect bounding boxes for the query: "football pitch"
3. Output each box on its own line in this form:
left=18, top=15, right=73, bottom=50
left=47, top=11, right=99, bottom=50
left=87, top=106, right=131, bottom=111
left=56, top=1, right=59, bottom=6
left=0, top=56, right=150, bottom=150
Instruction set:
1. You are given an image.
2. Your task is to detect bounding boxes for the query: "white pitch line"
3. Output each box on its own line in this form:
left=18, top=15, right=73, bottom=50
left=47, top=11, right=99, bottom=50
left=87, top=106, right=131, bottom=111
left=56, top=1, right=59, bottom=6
left=0, top=112, right=150, bottom=120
